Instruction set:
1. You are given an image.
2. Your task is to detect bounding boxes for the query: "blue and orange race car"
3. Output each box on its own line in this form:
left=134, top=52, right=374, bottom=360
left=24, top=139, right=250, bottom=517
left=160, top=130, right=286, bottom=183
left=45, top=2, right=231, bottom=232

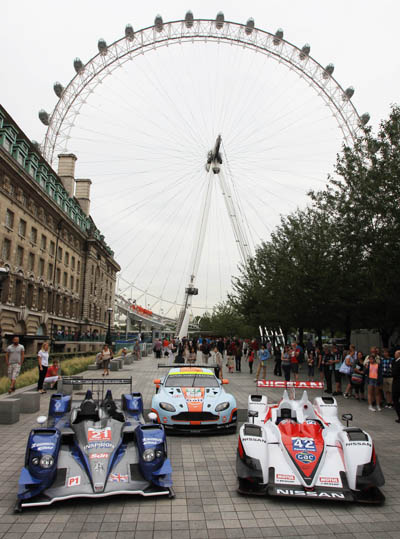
left=151, top=365, right=237, bottom=433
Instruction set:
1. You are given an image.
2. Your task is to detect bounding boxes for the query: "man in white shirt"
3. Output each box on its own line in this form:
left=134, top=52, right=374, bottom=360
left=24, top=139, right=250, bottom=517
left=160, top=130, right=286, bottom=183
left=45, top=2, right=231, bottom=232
left=5, top=336, right=24, bottom=393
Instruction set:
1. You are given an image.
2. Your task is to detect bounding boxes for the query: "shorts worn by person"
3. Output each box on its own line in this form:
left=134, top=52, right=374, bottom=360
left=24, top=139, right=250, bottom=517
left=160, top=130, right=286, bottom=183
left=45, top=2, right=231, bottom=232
left=6, top=337, right=24, bottom=393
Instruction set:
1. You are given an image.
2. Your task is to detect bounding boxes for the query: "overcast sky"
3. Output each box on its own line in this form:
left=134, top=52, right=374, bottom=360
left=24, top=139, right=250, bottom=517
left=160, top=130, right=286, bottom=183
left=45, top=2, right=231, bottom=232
left=2, top=1, right=400, bottom=316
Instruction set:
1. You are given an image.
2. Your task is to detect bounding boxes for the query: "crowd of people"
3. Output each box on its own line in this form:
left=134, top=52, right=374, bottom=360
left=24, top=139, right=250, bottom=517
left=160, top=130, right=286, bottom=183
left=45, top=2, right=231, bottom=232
left=152, top=336, right=400, bottom=424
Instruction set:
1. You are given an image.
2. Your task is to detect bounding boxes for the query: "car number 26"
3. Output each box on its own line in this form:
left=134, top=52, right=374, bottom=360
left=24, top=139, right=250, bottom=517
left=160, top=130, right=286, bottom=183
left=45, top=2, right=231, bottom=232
left=292, top=438, right=316, bottom=452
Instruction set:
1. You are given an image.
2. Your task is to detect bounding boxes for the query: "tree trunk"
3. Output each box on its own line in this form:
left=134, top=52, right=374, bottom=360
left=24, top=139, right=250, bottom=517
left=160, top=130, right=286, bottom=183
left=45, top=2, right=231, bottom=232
left=379, top=328, right=390, bottom=348
left=298, top=327, right=304, bottom=346
left=344, top=313, right=352, bottom=348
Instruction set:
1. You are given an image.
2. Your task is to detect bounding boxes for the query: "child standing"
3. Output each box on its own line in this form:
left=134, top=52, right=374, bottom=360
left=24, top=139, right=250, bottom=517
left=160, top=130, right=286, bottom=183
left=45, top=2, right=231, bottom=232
left=248, top=351, right=254, bottom=374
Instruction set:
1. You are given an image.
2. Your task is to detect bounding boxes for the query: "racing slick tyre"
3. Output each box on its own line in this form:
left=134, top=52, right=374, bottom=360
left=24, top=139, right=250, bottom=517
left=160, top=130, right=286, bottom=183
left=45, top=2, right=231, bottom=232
left=238, top=478, right=266, bottom=496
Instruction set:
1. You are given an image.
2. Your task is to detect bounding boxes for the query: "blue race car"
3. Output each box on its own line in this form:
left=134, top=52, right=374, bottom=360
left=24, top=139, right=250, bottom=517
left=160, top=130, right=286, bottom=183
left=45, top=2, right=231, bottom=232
left=16, top=377, right=173, bottom=511
left=151, top=365, right=237, bottom=433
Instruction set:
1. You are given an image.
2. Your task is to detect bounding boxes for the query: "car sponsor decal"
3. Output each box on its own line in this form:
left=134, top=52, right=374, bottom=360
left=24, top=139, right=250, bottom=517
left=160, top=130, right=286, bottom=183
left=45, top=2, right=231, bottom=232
left=109, top=473, right=128, bottom=483
left=275, top=488, right=345, bottom=499
left=67, top=476, right=81, bottom=487
left=88, top=427, right=112, bottom=442
left=89, top=453, right=109, bottom=459
left=85, top=442, right=114, bottom=450
left=279, top=422, right=324, bottom=480
left=319, top=476, right=339, bottom=485
left=93, top=462, right=104, bottom=472
left=143, top=438, right=162, bottom=445
left=182, top=387, right=204, bottom=412
left=31, top=442, right=55, bottom=451
left=292, top=438, right=316, bottom=452
left=295, top=452, right=316, bottom=463
left=276, top=473, right=296, bottom=482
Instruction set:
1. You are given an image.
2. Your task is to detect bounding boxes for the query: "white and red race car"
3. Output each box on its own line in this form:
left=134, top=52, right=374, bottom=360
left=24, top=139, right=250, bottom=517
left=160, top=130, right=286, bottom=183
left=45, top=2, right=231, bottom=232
left=237, top=381, right=385, bottom=503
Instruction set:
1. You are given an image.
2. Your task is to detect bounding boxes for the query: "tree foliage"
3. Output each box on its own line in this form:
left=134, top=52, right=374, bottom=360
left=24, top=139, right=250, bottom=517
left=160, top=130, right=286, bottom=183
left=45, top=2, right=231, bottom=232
left=230, top=105, right=400, bottom=346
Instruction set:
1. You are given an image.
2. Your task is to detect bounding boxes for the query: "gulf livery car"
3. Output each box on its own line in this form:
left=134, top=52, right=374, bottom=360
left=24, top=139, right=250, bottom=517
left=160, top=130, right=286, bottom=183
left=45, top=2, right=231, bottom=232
left=16, top=378, right=173, bottom=511
left=151, top=365, right=237, bottom=433
left=237, top=380, right=385, bottom=503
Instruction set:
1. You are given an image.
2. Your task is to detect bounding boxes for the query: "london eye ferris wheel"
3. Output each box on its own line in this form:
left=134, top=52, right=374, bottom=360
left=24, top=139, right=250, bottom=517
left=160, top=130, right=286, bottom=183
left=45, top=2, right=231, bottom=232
left=38, top=12, right=369, bottom=331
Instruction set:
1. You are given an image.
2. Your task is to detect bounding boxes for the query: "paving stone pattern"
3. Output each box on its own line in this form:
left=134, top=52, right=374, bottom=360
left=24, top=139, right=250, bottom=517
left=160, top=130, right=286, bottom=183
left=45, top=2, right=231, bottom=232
left=1, top=355, right=399, bottom=538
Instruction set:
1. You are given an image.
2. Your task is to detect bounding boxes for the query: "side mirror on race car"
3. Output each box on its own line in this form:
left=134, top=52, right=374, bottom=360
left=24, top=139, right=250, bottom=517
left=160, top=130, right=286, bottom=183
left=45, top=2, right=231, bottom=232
left=342, top=413, right=353, bottom=426
left=221, top=379, right=229, bottom=385
left=148, top=412, right=158, bottom=423
left=153, top=379, right=161, bottom=385
left=36, top=415, right=47, bottom=425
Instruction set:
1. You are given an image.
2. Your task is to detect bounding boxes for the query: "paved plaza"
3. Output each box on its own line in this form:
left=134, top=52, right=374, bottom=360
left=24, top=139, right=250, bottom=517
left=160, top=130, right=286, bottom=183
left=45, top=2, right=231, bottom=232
left=0, top=355, right=399, bottom=539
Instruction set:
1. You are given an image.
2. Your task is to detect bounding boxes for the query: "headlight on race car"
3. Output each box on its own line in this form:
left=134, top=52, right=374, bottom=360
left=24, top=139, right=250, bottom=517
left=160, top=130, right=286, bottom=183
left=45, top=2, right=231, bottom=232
left=39, top=454, right=54, bottom=469
left=143, top=449, right=155, bottom=462
left=215, top=402, right=230, bottom=412
left=31, top=457, right=40, bottom=466
left=160, top=402, right=176, bottom=412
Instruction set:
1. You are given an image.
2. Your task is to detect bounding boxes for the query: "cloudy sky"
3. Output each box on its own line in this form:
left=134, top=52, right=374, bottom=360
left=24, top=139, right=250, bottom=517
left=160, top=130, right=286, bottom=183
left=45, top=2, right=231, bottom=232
left=2, top=0, right=400, bottom=317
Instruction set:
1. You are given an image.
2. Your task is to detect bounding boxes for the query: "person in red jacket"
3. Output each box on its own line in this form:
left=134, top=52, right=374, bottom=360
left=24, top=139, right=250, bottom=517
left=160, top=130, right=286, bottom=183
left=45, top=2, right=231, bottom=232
left=44, top=359, right=61, bottom=389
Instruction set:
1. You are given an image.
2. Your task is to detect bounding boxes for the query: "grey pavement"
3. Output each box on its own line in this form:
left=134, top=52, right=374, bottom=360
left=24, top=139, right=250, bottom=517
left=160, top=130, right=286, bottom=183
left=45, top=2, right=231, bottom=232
left=1, top=355, right=399, bottom=539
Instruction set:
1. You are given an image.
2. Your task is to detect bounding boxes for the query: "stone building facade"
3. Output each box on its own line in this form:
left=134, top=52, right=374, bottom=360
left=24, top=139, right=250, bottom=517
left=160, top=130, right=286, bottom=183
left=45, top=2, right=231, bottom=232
left=0, top=105, right=120, bottom=355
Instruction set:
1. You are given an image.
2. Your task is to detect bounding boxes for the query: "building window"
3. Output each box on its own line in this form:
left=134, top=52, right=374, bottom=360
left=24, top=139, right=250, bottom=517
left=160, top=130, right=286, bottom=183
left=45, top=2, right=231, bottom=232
left=47, top=263, right=53, bottom=281
left=40, top=235, right=47, bottom=251
left=30, top=227, right=37, bottom=244
left=77, top=260, right=81, bottom=274
left=71, top=256, right=75, bottom=270
left=64, top=252, right=69, bottom=266
left=21, top=193, right=27, bottom=207
left=14, top=279, right=23, bottom=306
left=76, top=278, right=79, bottom=293
left=63, top=272, right=67, bottom=287
left=56, top=268, right=61, bottom=284
left=28, top=252, right=35, bottom=272
left=26, top=283, right=34, bottom=309
left=1, top=238, right=11, bottom=260
left=57, top=246, right=62, bottom=261
left=18, top=219, right=27, bottom=237
left=16, top=246, right=24, bottom=266
left=49, top=241, right=55, bottom=256
left=70, top=275, right=74, bottom=290
left=5, top=209, right=14, bottom=230
left=39, top=258, right=45, bottom=276
left=38, top=288, right=44, bottom=311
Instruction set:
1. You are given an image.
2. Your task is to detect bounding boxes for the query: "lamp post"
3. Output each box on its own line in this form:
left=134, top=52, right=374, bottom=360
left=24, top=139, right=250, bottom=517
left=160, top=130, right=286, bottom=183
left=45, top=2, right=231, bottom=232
left=106, top=307, right=113, bottom=346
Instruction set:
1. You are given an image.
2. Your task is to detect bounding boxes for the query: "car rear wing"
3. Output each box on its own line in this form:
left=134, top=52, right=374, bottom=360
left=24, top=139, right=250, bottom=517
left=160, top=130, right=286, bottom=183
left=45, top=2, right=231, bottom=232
left=257, top=380, right=324, bottom=389
left=256, top=380, right=324, bottom=399
left=157, top=363, right=218, bottom=370
left=62, top=377, right=133, bottom=400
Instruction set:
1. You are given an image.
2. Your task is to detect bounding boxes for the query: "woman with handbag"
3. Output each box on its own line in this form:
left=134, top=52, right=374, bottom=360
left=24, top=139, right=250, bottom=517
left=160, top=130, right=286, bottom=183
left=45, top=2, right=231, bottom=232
left=340, top=348, right=354, bottom=398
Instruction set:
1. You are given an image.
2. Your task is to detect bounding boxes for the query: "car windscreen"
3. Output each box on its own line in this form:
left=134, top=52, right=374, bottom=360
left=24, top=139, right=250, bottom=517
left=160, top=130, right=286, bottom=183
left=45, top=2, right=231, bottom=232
left=165, top=374, right=219, bottom=388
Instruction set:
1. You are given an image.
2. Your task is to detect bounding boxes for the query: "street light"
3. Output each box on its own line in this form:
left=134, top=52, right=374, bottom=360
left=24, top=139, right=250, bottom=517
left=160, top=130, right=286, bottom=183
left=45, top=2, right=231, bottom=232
left=105, top=307, right=113, bottom=346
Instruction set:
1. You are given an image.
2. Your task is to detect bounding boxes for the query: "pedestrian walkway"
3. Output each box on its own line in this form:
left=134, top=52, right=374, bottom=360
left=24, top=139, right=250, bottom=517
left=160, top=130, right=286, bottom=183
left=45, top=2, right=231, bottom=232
left=0, top=356, right=399, bottom=538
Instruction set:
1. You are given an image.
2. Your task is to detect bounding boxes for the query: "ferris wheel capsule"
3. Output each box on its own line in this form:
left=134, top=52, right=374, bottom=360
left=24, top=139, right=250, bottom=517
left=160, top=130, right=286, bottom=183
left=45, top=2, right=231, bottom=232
left=125, top=24, right=134, bottom=41
left=53, top=82, right=64, bottom=98
left=38, top=109, right=50, bottom=126
left=343, top=86, right=355, bottom=100
left=245, top=18, right=255, bottom=35
left=73, top=57, right=84, bottom=74
left=185, top=11, right=194, bottom=28
left=273, top=28, right=284, bottom=46
left=154, top=15, right=163, bottom=32
left=323, top=63, right=335, bottom=79
left=299, top=43, right=310, bottom=60
left=98, top=38, right=108, bottom=55
left=216, top=12, right=224, bottom=29
left=360, top=112, right=370, bottom=126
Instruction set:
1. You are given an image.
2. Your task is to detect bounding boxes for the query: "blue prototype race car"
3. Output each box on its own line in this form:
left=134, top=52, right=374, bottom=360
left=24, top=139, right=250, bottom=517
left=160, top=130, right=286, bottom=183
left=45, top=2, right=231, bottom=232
left=151, top=365, right=237, bottom=433
left=16, top=378, right=173, bottom=511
